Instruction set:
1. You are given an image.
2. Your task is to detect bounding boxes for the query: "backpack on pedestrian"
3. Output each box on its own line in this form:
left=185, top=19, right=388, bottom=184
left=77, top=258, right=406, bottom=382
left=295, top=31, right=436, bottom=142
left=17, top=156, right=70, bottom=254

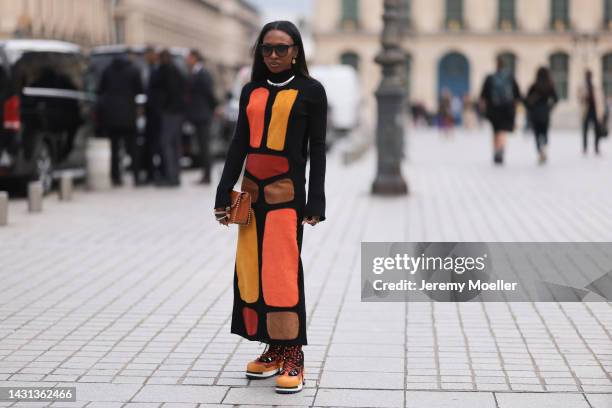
left=489, top=71, right=515, bottom=107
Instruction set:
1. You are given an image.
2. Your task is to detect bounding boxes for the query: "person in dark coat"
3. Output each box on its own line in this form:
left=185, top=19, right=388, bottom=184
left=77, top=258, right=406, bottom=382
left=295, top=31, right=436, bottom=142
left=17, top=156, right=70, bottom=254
left=185, top=49, right=218, bottom=184
left=143, top=46, right=163, bottom=183
left=525, top=67, right=558, bottom=164
left=156, top=49, right=186, bottom=187
left=97, top=54, right=144, bottom=186
left=479, top=56, right=522, bottom=165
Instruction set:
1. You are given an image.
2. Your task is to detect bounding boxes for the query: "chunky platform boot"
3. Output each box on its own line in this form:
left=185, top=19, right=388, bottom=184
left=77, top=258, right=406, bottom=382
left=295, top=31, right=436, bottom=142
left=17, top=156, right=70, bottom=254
left=275, top=345, right=305, bottom=394
left=245, top=343, right=284, bottom=379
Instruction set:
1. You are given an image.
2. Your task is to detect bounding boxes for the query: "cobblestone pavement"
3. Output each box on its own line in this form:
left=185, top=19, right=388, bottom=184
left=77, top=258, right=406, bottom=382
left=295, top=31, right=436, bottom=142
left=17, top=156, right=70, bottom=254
left=0, top=128, right=611, bottom=407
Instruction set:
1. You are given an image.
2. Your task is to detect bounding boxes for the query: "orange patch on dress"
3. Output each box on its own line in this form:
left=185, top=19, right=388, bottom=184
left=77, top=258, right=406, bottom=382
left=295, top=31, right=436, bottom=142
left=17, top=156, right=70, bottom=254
left=241, top=176, right=259, bottom=203
left=266, top=311, right=299, bottom=340
left=245, top=153, right=289, bottom=180
left=264, top=178, right=294, bottom=204
left=246, top=87, right=269, bottom=148
left=267, top=89, right=298, bottom=151
left=262, top=208, right=299, bottom=307
left=236, top=210, right=258, bottom=303
left=243, top=307, right=258, bottom=336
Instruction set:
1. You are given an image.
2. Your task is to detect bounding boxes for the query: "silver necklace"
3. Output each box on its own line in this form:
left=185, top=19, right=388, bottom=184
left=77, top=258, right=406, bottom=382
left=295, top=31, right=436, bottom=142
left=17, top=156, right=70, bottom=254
left=267, top=75, right=295, bottom=87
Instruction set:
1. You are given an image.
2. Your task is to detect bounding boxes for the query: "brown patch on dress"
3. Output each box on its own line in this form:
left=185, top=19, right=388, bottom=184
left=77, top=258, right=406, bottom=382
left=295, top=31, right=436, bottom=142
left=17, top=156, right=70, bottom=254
left=266, top=311, right=299, bottom=340
left=263, top=178, right=294, bottom=204
left=241, top=176, right=259, bottom=203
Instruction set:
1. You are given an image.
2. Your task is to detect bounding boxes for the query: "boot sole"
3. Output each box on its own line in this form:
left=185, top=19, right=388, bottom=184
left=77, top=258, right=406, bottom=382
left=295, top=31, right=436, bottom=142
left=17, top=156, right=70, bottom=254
left=275, top=379, right=305, bottom=394
left=246, top=367, right=280, bottom=379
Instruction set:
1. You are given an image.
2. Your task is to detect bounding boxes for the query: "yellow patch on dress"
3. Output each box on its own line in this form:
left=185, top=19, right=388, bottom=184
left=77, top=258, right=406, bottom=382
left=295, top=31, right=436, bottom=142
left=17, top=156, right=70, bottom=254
left=236, top=210, right=259, bottom=303
left=266, top=89, right=298, bottom=151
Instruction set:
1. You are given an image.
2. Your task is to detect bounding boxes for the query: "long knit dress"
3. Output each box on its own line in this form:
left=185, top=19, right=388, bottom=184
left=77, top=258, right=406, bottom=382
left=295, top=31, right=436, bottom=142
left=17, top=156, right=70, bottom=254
left=214, top=67, right=327, bottom=346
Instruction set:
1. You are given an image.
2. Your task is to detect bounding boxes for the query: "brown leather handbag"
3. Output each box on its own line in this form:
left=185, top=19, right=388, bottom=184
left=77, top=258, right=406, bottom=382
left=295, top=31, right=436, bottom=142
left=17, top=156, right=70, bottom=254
left=229, top=190, right=252, bottom=225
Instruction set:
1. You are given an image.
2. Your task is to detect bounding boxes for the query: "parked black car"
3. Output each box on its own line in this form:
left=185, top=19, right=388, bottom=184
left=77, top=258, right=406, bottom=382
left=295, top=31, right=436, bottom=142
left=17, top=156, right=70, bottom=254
left=87, top=45, right=227, bottom=167
left=0, top=40, right=91, bottom=194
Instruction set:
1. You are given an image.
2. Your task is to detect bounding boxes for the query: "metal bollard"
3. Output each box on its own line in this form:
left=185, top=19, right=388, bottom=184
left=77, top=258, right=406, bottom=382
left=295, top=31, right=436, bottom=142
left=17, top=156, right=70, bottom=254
left=0, top=191, right=7, bottom=226
left=59, top=173, right=73, bottom=201
left=28, top=182, right=43, bottom=213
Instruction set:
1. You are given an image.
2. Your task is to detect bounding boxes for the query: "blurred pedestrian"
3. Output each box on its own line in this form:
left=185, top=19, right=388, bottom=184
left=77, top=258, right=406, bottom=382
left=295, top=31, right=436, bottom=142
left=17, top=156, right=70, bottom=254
left=156, top=49, right=186, bottom=187
left=185, top=49, right=218, bottom=184
left=479, top=56, right=522, bottom=165
left=410, top=102, right=429, bottom=127
left=525, top=67, right=558, bottom=164
left=451, top=94, right=463, bottom=126
left=578, top=69, right=606, bottom=155
left=438, top=88, right=454, bottom=136
left=142, top=46, right=163, bottom=184
left=97, top=52, right=144, bottom=186
left=462, top=94, right=477, bottom=129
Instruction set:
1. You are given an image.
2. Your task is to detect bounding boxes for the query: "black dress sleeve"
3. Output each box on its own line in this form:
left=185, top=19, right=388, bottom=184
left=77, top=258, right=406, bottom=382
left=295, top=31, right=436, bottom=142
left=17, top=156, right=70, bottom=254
left=304, top=80, right=328, bottom=222
left=214, top=84, right=251, bottom=209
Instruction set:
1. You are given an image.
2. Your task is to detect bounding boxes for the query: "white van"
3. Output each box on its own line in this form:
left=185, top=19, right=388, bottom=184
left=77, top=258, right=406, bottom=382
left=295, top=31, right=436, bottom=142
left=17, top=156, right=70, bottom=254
left=309, top=64, right=361, bottom=135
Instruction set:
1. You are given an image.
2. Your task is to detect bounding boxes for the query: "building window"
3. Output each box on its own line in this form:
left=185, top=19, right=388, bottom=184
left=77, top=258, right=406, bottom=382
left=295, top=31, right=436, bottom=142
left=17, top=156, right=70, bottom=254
left=445, top=0, right=463, bottom=30
left=550, top=52, right=569, bottom=99
left=605, top=0, right=612, bottom=29
left=550, top=0, right=570, bottom=31
left=498, top=0, right=516, bottom=30
left=340, top=0, right=359, bottom=30
left=400, top=0, right=412, bottom=31
left=340, top=51, right=360, bottom=72
left=498, top=52, right=517, bottom=76
left=604, top=53, right=612, bottom=97
left=114, top=17, right=125, bottom=44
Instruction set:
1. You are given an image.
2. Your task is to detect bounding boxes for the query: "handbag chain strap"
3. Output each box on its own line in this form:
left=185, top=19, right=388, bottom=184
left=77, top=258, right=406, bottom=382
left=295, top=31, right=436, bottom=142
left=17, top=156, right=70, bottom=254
left=230, top=193, right=242, bottom=223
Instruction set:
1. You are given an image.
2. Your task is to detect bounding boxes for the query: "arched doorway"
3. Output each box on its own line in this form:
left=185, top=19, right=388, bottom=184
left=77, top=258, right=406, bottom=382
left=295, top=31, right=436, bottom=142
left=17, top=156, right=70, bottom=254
left=438, top=52, right=470, bottom=99
left=437, top=52, right=470, bottom=124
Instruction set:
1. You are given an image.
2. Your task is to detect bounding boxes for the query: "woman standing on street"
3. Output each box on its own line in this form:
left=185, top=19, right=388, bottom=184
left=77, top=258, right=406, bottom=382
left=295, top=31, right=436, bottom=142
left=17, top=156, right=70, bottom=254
left=214, top=21, right=327, bottom=394
left=525, top=67, right=558, bottom=164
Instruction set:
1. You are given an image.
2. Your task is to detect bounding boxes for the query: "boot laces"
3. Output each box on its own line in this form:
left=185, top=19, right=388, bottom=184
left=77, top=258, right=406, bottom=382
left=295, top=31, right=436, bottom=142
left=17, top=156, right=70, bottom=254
left=257, top=343, right=283, bottom=363
left=280, top=346, right=303, bottom=376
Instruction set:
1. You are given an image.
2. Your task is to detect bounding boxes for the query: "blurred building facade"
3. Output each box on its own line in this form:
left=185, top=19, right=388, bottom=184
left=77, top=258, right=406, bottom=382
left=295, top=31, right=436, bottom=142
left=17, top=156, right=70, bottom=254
left=313, top=0, right=612, bottom=128
left=0, top=0, right=114, bottom=46
left=114, top=0, right=259, bottom=71
left=0, top=0, right=260, bottom=91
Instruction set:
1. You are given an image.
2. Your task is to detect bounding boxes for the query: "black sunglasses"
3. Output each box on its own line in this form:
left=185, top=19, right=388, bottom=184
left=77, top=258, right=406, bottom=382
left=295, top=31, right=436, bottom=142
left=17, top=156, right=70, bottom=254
left=260, top=43, right=296, bottom=57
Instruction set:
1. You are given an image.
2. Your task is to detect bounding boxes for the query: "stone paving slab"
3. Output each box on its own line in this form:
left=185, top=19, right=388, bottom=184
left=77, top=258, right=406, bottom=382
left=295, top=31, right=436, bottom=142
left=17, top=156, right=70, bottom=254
left=405, top=391, right=496, bottom=408
left=313, top=389, right=404, bottom=407
left=495, top=392, right=592, bottom=408
left=131, top=385, right=228, bottom=404
left=0, top=128, right=611, bottom=407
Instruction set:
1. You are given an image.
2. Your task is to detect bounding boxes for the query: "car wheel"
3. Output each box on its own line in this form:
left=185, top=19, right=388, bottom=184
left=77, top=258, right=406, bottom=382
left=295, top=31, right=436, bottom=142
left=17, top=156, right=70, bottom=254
left=33, top=141, right=54, bottom=194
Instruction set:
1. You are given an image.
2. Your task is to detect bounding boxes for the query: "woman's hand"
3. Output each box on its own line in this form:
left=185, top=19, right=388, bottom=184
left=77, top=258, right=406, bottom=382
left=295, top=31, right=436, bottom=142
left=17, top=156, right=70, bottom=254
left=214, top=207, right=231, bottom=226
left=302, top=215, right=320, bottom=226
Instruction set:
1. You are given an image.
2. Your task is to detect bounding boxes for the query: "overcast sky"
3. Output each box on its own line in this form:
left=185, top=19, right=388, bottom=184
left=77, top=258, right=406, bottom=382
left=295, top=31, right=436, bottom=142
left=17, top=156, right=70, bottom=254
left=244, top=0, right=313, bottom=23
